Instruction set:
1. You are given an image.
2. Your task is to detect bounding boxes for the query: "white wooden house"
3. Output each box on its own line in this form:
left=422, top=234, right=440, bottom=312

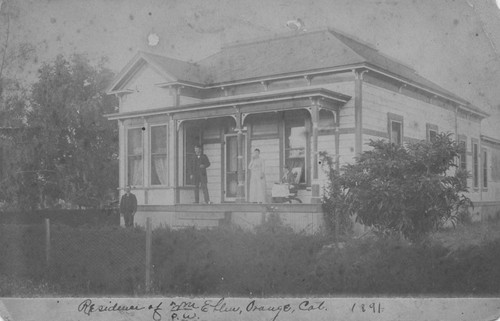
left=106, top=29, right=500, bottom=232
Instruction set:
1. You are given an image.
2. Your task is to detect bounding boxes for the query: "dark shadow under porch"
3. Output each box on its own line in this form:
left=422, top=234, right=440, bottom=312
left=134, top=203, right=324, bottom=233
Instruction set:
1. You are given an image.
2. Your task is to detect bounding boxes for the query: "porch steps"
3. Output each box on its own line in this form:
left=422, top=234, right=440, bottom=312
left=173, top=211, right=227, bottom=229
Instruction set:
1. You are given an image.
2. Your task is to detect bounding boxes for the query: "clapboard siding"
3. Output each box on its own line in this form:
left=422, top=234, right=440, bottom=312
left=338, top=134, right=356, bottom=166
left=339, top=99, right=355, bottom=128
left=363, top=83, right=456, bottom=140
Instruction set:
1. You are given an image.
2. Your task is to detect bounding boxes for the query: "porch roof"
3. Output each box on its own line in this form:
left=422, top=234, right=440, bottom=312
left=106, top=88, right=350, bottom=120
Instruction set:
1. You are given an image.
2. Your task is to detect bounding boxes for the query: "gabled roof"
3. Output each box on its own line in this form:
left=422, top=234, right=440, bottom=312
left=107, top=51, right=205, bottom=93
left=107, top=29, right=486, bottom=116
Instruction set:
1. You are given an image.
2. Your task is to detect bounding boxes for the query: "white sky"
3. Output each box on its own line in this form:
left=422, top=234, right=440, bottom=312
left=3, top=0, right=500, bottom=137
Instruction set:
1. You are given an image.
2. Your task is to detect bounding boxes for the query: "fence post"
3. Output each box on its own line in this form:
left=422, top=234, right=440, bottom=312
left=45, top=218, right=50, bottom=266
left=145, top=217, right=152, bottom=293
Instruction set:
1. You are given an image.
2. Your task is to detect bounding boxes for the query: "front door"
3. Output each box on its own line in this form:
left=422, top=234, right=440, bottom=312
left=224, top=134, right=246, bottom=201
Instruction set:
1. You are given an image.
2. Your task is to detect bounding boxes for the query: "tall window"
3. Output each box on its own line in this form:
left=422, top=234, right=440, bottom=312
left=388, top=113, right=403, bottom=145
left=472, top=140, right=479, bottom=188
left=483, top=149, right=488, bottom=188
left=151, top=125, right=167, bottom=185
left=459, top=140, right=467, bottom=171
left=284, top=116, right=307, bottom=184
left=127, top=128, right=143, bottom=186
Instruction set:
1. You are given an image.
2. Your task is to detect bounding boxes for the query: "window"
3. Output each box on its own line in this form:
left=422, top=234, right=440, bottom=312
left=426, top=124, right=438, bottom=142
left=391, top=122, right=402, bottom=145
left=388, top=113, right=403, bottom=145
left=284, top=116, right=307, bottom=185
left=184, top=124, right=201, bottom=185
left=127, top=128, right=143, bottom=186
left=483, top=149, right=488, bottom=189
left=472, top=140, right=479, bottom=188
left=458, top=140, right=467, bottom=171
left=151, top=125, right=167, bottom=185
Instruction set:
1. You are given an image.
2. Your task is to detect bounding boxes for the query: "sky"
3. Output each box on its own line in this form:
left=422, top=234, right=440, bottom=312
left=3, top=0, right=500, bottom=137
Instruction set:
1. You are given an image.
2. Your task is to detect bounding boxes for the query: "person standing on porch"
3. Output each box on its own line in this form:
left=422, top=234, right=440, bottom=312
left=248, top=148, right=267, bottom=203
left=120, top=185, right=137, bottom=228
left=190, top=145, right=211, bottom=204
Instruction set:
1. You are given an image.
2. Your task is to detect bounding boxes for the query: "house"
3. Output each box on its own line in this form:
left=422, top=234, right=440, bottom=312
left=106, top=29, right=500, bottom=232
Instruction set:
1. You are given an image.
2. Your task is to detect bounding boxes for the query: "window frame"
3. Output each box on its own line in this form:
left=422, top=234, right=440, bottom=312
left=387, top=113, right=404, bottom=145
left=482, top=148, right=488, bottom=189
left=472, top=138, right=479, bottom=189
left=150, top=124, right=168, bottom=186
left=426, top=123, right=438, bottom=142
left=126, top=127, right=144, bottom=187
left=458, top=137, right=467, bottom=172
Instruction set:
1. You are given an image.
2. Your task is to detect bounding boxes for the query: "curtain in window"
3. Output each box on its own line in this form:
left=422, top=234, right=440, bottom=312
left=152, top=156, right=167, bottom=185
left=129, top=157, right=143, bottom=186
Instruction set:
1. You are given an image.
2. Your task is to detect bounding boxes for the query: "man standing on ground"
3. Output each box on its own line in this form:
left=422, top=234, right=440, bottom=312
left=190, top=145, right=211, bottom=204
left=120, top=185, right=137, bottom=227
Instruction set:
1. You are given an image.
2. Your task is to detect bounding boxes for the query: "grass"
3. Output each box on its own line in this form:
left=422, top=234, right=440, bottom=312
left=1, top=217, right=499, bottom=297
left=429, top=219, right=500, bottom=251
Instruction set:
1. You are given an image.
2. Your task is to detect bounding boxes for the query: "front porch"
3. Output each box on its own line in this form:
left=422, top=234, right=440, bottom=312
left=132, top=203, right=324, bottom=234
left=111, top=88, right=351, bottom=232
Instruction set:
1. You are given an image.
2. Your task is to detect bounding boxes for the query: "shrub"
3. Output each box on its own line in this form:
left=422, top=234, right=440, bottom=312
left=320, top=152, right=352, bottom=237
left=2, top=223, right=499, bottom=296
left=338, top=134, right=471, bottom=241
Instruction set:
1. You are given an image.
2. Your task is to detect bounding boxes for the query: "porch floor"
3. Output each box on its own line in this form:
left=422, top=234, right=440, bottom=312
left=138, top=203, right=322, bottom=214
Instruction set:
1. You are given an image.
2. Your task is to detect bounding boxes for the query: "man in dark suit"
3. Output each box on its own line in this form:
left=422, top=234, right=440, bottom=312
left=120, top=185, right=137, bottom=227
left=190, top=145, right=211, bottom=204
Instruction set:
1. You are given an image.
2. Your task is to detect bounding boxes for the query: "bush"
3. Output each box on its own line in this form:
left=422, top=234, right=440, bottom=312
left=338, top=134, right=471, bottom=241
left=1, top=223, right=499, bottom=296
left=151, top=224, right=326, bottom=296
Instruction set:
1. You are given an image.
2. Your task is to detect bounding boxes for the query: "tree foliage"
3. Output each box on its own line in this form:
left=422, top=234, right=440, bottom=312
left=329, top=134, right=471, bottom=241
left=0, top=55, right=118, bottom=209
left=320, top=151, right=352, bottom=238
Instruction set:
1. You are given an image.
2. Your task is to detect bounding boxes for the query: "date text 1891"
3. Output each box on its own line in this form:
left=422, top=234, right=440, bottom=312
left=351, top=302, right=383, bottom=314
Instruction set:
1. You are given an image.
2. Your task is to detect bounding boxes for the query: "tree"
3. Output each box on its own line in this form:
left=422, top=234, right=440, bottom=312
left=1, top=54, right=118, bottom=209
left=332, top=133, right=470, bottom=241
left=320, top=151, right=352, bottom=239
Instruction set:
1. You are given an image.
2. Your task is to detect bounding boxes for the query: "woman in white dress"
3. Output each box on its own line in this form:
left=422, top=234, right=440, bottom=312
left=248, top=148, right=267, bottom=203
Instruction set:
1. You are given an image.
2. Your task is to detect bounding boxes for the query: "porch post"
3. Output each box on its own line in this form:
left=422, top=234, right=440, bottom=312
left=236, top=110, right=245, bottom=203
left=171, top=115, right=180, bottom=204
left=354, top=70, right=367, bottom=156
left=118, top=119, right=126, bottom=191
left=311, top=102, right=321, bottom=204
